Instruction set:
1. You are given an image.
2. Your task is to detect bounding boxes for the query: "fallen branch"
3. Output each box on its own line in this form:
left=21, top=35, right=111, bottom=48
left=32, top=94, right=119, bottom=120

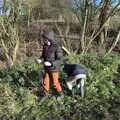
left=62, top=46, right=70, bottom=55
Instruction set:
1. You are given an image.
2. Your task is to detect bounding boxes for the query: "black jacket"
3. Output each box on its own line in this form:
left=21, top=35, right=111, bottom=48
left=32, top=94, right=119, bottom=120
left=63, top=64, right=86, bottom=76
left=42, top=42, right=63, bottom=72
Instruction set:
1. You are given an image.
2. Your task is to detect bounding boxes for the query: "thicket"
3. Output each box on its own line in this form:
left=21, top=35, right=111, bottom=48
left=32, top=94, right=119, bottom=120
left=0, top=54, right=120, bottom=120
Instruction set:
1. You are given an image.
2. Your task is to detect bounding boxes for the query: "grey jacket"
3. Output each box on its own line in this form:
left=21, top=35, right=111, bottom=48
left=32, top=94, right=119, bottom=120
left=63, top=64, right=86, bottom=76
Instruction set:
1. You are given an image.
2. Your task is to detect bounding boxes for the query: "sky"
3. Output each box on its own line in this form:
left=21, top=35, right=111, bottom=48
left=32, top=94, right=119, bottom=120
left=93, top=0, right=120, bottom=6
left=72, top=0, right=120, bottom=8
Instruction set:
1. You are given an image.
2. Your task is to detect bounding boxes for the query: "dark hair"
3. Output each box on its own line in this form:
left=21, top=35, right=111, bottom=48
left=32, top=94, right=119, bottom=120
left=42, top=35, right=48, bottom=39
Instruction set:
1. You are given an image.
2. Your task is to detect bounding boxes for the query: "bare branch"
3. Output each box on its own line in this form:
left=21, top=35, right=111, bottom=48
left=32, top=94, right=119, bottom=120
left=12, top=36, right=20, bottom=65
left=1, top=39, right=10, bottom=60
left=105, top=31, right=120, bottom=56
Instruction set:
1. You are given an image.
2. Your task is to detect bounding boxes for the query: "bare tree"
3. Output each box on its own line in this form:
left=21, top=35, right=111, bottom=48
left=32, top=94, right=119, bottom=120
left=0, top=1, right=21, bottom=67
left=73, top=0, right=120, bottom=54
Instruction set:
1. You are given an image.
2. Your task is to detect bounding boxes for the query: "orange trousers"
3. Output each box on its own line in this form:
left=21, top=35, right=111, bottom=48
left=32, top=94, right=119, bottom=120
left=43, top=72, right=62, bottom=92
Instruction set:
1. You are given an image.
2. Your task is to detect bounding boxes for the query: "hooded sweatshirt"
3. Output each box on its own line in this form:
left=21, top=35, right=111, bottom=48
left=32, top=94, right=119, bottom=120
left=42, top=30, right=63, bottom=72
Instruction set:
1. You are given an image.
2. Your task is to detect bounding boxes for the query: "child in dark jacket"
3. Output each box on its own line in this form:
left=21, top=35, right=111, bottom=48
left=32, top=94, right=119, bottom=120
left=36, top=30, right=63, bottom=98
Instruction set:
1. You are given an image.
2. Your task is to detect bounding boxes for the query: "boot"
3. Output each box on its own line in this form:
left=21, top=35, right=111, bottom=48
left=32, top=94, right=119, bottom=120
left=44, top=91, right=51, bottom=98
left=57, top=91, right=64, bottom=99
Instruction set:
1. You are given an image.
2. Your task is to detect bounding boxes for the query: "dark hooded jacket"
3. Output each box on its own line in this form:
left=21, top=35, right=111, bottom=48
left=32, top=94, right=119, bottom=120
left=63, top=64, right=86, bottom=76
left=42, top=31, right=63, bottom=72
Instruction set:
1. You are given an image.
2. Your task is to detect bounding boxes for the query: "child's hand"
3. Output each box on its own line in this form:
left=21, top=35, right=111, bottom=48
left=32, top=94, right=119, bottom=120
left=35, top=59, right=42, bottom=64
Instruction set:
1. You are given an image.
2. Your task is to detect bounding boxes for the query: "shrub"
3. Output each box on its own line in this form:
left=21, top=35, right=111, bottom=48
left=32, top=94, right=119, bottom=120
left=0, top=54, right=120, bottom=120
